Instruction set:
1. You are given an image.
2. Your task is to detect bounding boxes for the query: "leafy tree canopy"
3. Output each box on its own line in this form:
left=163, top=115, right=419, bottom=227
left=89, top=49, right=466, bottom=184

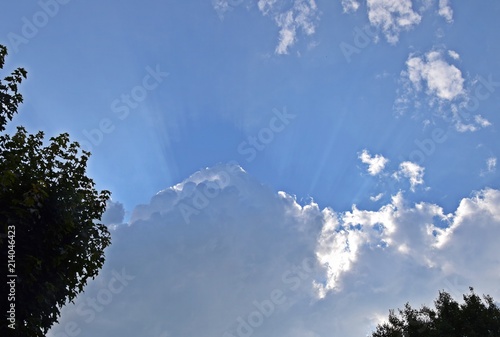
left=1, top=44, right=111, bottom=337
left=371, top=287, right=500, bottom=337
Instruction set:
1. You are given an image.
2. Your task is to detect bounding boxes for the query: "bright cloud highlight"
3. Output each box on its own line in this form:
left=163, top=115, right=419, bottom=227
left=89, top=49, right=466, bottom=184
left=359, top=149, right=389, bottom=176
left=393, top=161, right=425, bottom=191
left=406, top=50, right=464, bottom=101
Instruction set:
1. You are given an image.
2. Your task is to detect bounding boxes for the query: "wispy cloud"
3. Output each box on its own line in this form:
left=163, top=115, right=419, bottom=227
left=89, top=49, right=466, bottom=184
left=258, top=0, right=280, bottom=15
left=393, top=161, right=425, bottom=191
left=448, top=49, right=459, bottom=60
left=370, top=192, right=384, bottom=202
left=481, top=157, right=497, bottom=176
left=212, top=0, right=319, bottom=54
left=487, top=157, right=497, bottom=172
left=341, top=0, right=360, bottom=13
left=212, top=0, right=234, bottom=19
left=258, top=0, right=320, bottom=54
left=359, top=149, right=389, bottom=176
left=474, top=115, right=492, bottom=128
left=275, top=10, right=298, bottom=54
left=438, top=0, right=454, bottom=23
left=366, top=0, right=422, bottom=44
left=453, top=115, right=492, bottom=133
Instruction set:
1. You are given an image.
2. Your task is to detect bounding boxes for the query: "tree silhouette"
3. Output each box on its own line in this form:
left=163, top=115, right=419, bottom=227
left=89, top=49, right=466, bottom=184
left=371, top=287, right=500, bottom=337
left=1, top=44, right=111, bottom=337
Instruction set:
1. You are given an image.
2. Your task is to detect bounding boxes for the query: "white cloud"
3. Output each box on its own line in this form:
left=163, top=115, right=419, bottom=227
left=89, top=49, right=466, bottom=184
left=393, top=161, right=425, bottom=191
left=481, top=157, right=497, bottom=176
left=213, top=0, right=319, bottom=54
left=48, top=165, right=500, bottom=337
left=454, top=120, right=479, bottom=133
left=366, top=0, right=422, bottom=44
left=359, top=149, right=389, bottom=176
left=370, top=193, right=384, bottom=202
left=433, top=189, right=500, bottom=281
left=438, top=0, right=453, bottom=23
left=212, top=0, right=235, bottom=19
left=315, top=209, right=364, bottom=297
left=258, top=0, right=279, bottom=15
left=271, top=0, right=319, bottom=54
left=487, top=157, right=497, bottom=172
left=275, top=10, right=298, bottom=54
left=448, top=49, right=459, bottom=60
left=454, top=115, right=492, bottom=133
left=406, top=50, right=464, bottom=101
left=394, top=49, right=492, bottom=132
left=474, top=115, right=492, bottom=128
left=341, top=0, right=360, bottom=13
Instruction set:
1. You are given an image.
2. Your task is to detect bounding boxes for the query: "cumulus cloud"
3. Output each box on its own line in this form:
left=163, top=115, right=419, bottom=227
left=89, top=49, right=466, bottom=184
left=395, top=49, right=491, bottom=132
left=393, top=161, right=425, bottom=191
left=438, top=0, right=453, bottom=23
left=359, top=149, right=389, bottom=176
left=366, top=0, right=422, bottom=44
left=318, top=188, right=500, bottom=303
left=48, top=164, right=500, bottom=337
left=345, top=0, right=455, bottom=41
left=406, top=50, right=464, bottom=101
left=433, top=189, right=500, bottom=281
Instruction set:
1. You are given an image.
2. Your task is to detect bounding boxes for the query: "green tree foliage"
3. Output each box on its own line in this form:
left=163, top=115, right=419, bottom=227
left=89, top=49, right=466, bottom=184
left=0, top=45, right=26, bottom=132
left=371, top=287, right=500, bottom=337
left=0, top=45, right=111, bottom=336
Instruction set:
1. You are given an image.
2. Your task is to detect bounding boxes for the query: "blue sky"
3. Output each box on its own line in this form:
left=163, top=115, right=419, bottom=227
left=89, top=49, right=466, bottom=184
left=2, top=1, right=500, bottom=336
